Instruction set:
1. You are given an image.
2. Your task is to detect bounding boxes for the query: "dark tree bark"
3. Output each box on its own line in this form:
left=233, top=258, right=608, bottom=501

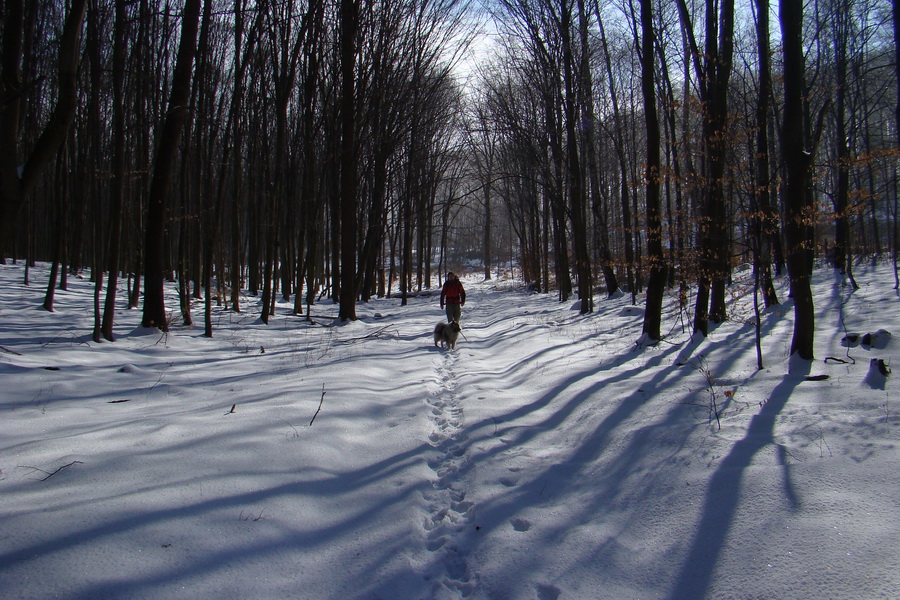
left=192, top=0, right=218, bottom=337
left=780, top=0, right=815, bottom=360
left=86, top=0, right=106, bottom=342
left=100, top=0, right=129, bottom=341
left=752, top=0, right=779, bottom=308
left=261, top=0, right=308, bottom=324
left=544, top=94, right=572, bottom=302
left=705, top=0, right=734, bottom=325
left=227, top=0, right=265, bottom=313
left=337, top=0, right=360, bottom=321
left=141, top=0, right=202, bottom=330
left=894, top=0, right=900, bottom=284
left=43, top=147, right=70, bottom=312
left=676, top=0, right=734, bottom=334
left=559, top=0, right=591, bottom=313
left=0, top=0, right=87, bottom=260
left=639, top=0, right=666, bottom=342
left=469, top=98, right=497, bottom=283
left=295, top=0, right=324, bottom=312
left=580, top=0, right=617, bottom=298
left=895, top=0, right=900, bottom=153
left=482, top=168, right=493, bottom=282
left=597, top=16, right=635, bottom=300
left=829, top=0, right=859, bottom=290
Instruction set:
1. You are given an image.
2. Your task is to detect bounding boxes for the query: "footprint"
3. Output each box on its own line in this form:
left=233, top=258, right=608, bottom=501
left=510, top=518, right=531, bottom=532
left=436, top=464, right=459, bottom=478
left=445, top=552, right=469, bottom=581
left=428, top=508, right=449, bottom=524
left=535, top=583, right=561, bottom=600
left=423, top=518, right=439, bottom=532
left=426, top=536, right=447, bottom=551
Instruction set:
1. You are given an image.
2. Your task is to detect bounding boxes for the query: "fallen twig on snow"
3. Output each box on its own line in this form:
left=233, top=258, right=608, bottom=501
left=310, top=384, right=326, bottom=426
left=18, top=460, right=83, bottom=481
left=334, top=325, right=397, bottom=344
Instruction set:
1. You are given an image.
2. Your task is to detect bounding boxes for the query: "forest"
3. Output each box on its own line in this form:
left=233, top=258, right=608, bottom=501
left=0, top=0, right=898, bottom=360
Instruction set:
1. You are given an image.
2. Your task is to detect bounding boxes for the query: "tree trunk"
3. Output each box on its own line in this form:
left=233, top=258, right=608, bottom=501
left=892, top=0, right=900, bottom=284
left=141, top=0, right=202, bottom=331
left=752, top=0, right=779, bottom=308
left=676, top=0, right=734, bottom=332
left=707, top=0, right=735, bottom=324
left=560, top=1, right=591, bottom=313
left=830, top=0, right=858, bottom=291
left=43, top=148, right=69, bottom=313
left=483, top=176, right=492, bottom=281
left=780, top=0, right=815, bottom=360
left=0, top=0, right=87, bottom=259
left=639, top=0, right=666, bottom=342
left=100, top=0, right=130, bottom=341
left=597, top=16, right=634, bottom=298
left=545, top=98, right=572, bottom=302
left=581, top=1, right=617, bottom=297
left=337, top=0, right=359, bottom=321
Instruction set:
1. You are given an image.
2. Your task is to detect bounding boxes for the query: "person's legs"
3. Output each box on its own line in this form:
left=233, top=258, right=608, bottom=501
left=446, top=303, right=461, bottom=323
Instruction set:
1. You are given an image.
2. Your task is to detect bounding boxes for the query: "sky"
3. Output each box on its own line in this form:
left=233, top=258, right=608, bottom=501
left=1, top=260, right=898, bottom=599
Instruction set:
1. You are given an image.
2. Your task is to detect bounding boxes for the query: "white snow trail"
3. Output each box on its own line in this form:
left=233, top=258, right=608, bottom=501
left=418, top=347, right=478, bottom=598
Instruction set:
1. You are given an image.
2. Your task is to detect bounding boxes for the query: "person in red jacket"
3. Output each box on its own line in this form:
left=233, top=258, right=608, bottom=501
left=440, top=272, right=466, bottom=323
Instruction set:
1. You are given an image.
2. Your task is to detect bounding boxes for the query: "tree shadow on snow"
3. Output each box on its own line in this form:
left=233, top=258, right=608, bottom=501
left=667, top=361, right=808, bottom=600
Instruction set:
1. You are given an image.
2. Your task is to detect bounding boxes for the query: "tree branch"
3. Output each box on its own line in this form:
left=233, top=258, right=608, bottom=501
left=309, top=384, right=326, bottom=426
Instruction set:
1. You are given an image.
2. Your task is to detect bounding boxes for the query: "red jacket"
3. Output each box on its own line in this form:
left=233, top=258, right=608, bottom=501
left=440, top=279, right=466, bottom=307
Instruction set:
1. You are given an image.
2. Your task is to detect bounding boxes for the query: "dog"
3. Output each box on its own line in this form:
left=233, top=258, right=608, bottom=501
left=433, top=321, right=461, bottom=350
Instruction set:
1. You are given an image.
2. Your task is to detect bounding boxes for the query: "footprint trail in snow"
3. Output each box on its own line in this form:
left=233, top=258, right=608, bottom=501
left=420, top=349, right=477, bottom=598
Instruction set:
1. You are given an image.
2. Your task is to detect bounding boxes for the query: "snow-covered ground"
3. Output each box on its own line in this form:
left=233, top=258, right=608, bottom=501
left=1, top=261, right=897, bottom=600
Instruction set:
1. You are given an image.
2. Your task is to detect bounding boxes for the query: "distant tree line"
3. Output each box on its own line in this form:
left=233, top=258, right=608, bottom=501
left=0, top=0, right=897, bottom=362
left=0, top=0, right=470, bottom=338
left=468, top=0, right=897, bottom=359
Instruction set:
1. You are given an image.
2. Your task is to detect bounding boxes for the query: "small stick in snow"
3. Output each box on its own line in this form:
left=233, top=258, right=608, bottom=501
left=804, top=374, right=830, bottom=381
left=335, top=325, right=397, bottom=344
left=18, top=460, right=83, bottom=481
left=310, top=384, right=326, bottom=426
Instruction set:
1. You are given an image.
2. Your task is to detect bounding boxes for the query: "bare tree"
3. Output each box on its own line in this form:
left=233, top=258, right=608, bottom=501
left=780, top=0, right=816, bottom=360
left=751, top=0, right=779, bottom=309
left=467, top=90, right=499, bottom=282
left=675, top=0, right=735, bottom=335
left=596, top=12, right=636, bottom=302
left=0, top=0, right=87, bottom=259
left=142, top=0, right=203, bottom=331
left=558, top=0, right=592, bottom=313
left=894, top=0, right=900, bottom=285
left=579, top=0, right=617, bottom=298
left=639, top=0, right=666, bottom=342
left=338, top=0, right=360, bottom=321
left=100, top=0, right=130, bottom=341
